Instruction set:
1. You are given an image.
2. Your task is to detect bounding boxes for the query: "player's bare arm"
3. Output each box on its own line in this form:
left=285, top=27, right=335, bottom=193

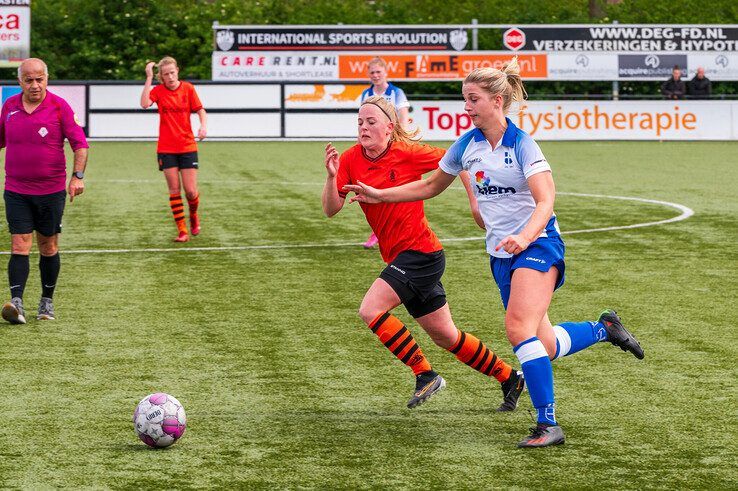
left=68, top=147, right=88, bottom=202
left=140, top=61, right=155, bottom=109
left=344, top=167, right=456, bottom=204
left=495, top=170, right=555, bottom=254
left=196, top=108, right=207, bottom=140
left=459, top=170, right=484, bottom=229
left=321, top=142, right=344, bottom=217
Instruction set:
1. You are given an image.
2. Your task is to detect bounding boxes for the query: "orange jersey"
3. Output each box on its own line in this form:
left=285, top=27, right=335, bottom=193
left=150, top=81, right=203, bottom=153
left=336, top=141, right=446, bottom=263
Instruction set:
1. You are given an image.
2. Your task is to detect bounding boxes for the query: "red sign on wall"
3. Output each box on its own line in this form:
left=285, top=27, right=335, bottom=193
left=503, top=28, right=526, bottom=51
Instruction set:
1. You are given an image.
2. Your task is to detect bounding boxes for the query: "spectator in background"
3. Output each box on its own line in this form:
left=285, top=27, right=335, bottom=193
left=661, top=66, right=686, bottom=100
left=688, top=67, right=712, bottom=99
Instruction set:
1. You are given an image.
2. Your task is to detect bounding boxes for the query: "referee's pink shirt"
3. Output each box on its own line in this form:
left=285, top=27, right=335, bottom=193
left=0, top=91, right=89, bottom=195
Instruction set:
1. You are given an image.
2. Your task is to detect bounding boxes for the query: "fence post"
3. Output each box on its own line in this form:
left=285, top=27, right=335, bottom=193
left=472, top=18, right=478, bottom=50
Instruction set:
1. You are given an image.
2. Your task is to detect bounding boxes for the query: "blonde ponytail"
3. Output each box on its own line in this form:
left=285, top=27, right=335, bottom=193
left=464, top=56, right=527, bottom=114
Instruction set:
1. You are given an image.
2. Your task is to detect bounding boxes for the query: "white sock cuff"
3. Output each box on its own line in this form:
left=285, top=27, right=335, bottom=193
left=515, top=338, right=548, bottom=365
left=553, top=325, right=572, bottom=359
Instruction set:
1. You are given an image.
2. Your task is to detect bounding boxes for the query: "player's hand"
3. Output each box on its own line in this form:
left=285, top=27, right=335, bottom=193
left=68, top=177, right=84, bottom=202
left=495, top=234, right=530, bottom=255
left=145, top=61, right=155, bottom=79
left=197, top=127, right=207, bottom=141
left=343, top=181, right=383, bottom=204
left=324, top=142, right=339, bottom=178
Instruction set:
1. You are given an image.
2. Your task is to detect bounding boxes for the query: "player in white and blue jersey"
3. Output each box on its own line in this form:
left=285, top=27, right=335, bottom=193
left=359, top=57, right=412, bottom=249
left=343, top=57, right=645, bottom=448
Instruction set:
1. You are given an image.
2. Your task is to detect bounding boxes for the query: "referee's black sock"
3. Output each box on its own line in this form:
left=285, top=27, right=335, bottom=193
left=8, top=253, right=29, bottom=299
left=39, top=253, right=60, bottom=299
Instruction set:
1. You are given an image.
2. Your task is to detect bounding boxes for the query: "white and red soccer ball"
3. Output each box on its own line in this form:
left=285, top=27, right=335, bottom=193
left=133, top=393, right=186, bottom=448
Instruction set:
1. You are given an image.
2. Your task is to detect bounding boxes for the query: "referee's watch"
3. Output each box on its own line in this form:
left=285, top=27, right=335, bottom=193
left=72, top=171, right=84, bottom=179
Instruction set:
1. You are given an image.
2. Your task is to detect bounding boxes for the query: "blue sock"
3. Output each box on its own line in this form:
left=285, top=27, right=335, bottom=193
left=553, top=321, right=609, bottom=359
left=514, top=337, right=556, bottom=425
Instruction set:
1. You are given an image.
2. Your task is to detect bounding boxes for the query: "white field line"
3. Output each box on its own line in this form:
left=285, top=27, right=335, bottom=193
left=0, top=191, right=693, bottom=255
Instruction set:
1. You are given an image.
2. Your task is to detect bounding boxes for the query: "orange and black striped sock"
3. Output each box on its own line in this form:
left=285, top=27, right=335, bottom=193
left=370, top=312, right=432, bottom=376
left=187, top=193, right=199, bottom=215
left=169, top=194, right=187, bottom=233
left=449, top=330, right=513, bottom=383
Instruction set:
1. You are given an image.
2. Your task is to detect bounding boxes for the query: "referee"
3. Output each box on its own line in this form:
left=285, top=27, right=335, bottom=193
left=0, top=58, right=88, bottom=324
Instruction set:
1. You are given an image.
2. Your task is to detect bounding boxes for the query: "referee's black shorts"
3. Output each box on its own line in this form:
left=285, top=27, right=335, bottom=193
left=4, top=190, right=66, bottom=236
left=379, top=249, right=447, bottom=318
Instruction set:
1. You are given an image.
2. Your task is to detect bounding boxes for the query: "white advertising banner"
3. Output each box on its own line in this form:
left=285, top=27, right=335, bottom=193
left=212, top=52, right=339, bottom=81
left=215, top=50, right=738, bottom=81
left=284, top=84, right=364, bottom=109
left=547, top=53, right=618, bottom=80
left=0, top=0, right=30, bottom=67
left=80, top=82, right=738, bottom=140
left=90, top=84, right=281, bottom=110
left=411, top=100, right=737, bottom=140
left=686, top=52, right=738, bottom=80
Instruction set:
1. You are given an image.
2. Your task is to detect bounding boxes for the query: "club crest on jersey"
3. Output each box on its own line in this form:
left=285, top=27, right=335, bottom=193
left=389, top=169, right=397, bottom=181
left=38, top=127, right=48, bottom=137
left=475, top=171, right=516, bottom=196
left=504, top=151, right=514, bottom=166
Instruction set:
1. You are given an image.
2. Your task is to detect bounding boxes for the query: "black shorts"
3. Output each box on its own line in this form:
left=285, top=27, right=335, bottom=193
left=4, top=190, right=66, bottom=236
left=379, top=250, right=447, bottom=318
left=158, top=152, right=199, bottom=171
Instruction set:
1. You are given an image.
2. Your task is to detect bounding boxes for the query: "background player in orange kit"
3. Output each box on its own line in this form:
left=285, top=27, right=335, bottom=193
left=322, top=95, right=524, bottom=410
left=140, top=56, right=207, bottom=242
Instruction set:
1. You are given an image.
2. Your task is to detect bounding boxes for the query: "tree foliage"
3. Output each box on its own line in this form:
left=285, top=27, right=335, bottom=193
left=1, top=0, right=735, bottom=96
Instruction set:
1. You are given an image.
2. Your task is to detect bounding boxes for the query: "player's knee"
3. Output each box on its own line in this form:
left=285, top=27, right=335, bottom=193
left=10, top=235, right=32, bottom=255
left=504, top=310, right=531, bottom=345
left=357, top=305, right=381, bottom=326
left=39, top=243, right=58, bottom=256
left=185, top=190, right=198, bottom=201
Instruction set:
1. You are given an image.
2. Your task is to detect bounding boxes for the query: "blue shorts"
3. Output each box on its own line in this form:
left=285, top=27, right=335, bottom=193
left=490, top=236, right=566, bottom=310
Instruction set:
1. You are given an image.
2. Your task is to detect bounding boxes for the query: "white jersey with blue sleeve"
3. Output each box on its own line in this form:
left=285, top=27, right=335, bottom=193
left=360, top=82, right=410, bottom=110
left=439, top=118, right=560, bottom=258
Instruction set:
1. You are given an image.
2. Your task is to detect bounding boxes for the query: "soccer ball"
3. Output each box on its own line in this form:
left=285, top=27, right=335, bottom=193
left=133, top=393, right=186, bottom=448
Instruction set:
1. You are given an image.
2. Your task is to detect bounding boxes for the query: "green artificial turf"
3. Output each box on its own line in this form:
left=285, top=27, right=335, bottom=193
left=0, top=141, right=735, bottom=489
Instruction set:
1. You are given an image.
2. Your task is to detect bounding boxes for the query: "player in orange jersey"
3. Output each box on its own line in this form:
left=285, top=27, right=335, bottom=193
left=360, top=57, right=411, bottom=249
left=140, top=56, right=207, bottom=242
left=322, top=95, right=525, bottom=410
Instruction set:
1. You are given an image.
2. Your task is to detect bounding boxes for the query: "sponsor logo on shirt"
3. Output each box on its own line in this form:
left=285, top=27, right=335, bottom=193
left=160, top=107, right=190, bottom=114
left=464, top=156, right=482, bottom=167
left=7, top=110, right=19, bottom=121
left=474, top=171, right=516, bottom=196
left=38, top=127, right=48, bottom=137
